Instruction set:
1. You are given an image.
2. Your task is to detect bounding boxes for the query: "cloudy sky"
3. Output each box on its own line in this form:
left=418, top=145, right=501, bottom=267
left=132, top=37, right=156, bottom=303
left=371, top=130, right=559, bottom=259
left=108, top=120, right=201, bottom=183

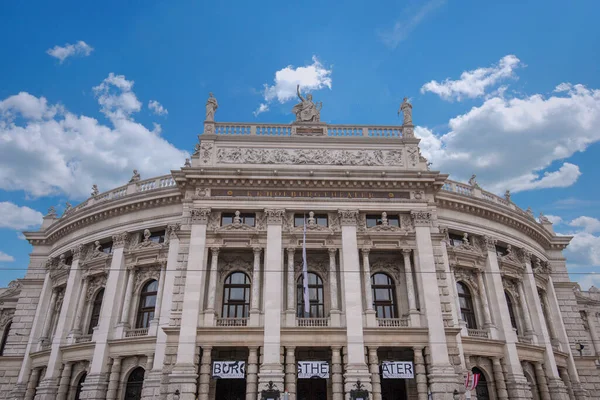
left=0, top=0, right=599, bottom=288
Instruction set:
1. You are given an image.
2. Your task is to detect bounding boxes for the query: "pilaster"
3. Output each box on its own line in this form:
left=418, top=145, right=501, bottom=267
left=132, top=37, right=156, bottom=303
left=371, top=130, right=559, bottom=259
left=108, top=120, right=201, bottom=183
left=247, top=346, right=260, bottom=400
left=204, top=246, right=220, bottom=326
left=331, top=346, right=343, bottom=400
left=284, top=346, right=296, bottom=400
left=249, top=246, right=262, bottom=326
left=368, top=347, right=381, bottom=400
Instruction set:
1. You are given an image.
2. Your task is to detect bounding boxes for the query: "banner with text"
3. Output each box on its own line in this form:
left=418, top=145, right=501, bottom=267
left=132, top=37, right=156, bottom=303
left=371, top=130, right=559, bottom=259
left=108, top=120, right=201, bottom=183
left=297, top=361, right=329, bottom=379
left=381, top=361, right=414, bottom=379
left=212, top=361, right=245, bottom=379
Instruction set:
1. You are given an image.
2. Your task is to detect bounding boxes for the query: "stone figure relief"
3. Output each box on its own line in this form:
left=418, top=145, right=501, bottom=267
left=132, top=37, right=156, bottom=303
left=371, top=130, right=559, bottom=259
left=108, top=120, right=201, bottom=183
left=129, top=169, right=141, bottom=183
left=217, top=147, right=403, bottom=167
left=200, top=142, right=214, bottom=164
left=47, top=206, right=57, bottom=217
left=538, top=212, right=550, bottom=224
left=398, top=97, right=412, bottom=125
left=292, top=85, right=322, bottom=122
left=91, top=185, right=99, bottom=197
left=184, top=158, right=191, bottom=167
left=205, top=92, right=218, bottom=122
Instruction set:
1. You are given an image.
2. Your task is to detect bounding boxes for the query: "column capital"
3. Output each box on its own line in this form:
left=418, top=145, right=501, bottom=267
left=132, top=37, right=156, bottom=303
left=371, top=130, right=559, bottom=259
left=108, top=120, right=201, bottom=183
left=252, top=246, right=262, bottom=255
left=166, top=223, right=181, bottom=241
left=410, top=210, right=432, bottom=227
left=361, top=247, right=371, bottom=257
left=210, top=247, right=220, bottom=256
left=401, top=248, right=412, bottom=256
left=484, top=235, right=497, bottom=251
left=201, top=345, right=213, bottom=351
left=190, top=208, right=211, bottom=224
left=330, top=345, right=342, bottom=351
left=522, top=250, right=532, bottom=263
left=286, top=247, right=296, bottom=255
left=112, top=232, right=130, bottom=249
left=337, top=209, right=359, bottom=226
left=264, top=208, right=286, bottom=224
left=328, top=248, right=338, bottom=257
left=71, top=244, right=84, bottom=261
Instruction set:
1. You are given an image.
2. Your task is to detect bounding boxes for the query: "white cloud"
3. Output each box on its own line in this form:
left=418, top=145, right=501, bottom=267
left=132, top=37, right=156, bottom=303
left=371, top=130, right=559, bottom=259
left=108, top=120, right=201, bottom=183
left=0, top=202, right=43, bottom=230
left=575, top=273, right=600, bottom=291
left=569, top=216, right=600, bottom=233
left=0, top=73, right=188, bottom=199
left=417, top=82, right=600, bottom=193
left=46, top=41, right=93, bottom=63
left=253, top=103, right=269, bottom=117
left=379, top=0, right=446, bottom=48
left=256, top=56, right=332, bottom=115
left=565, top=231, right=600, bottom=267
left=544, top=215, right=563, bottom=225
left=0, top=251, right=15, bottom=262
left=17, top=233, right=26, bottom=240
left=148, top=100, right=168, bottom=116
left=0, top=92, right=62, bottom=120
left=421, top=55, right=522, bottom=101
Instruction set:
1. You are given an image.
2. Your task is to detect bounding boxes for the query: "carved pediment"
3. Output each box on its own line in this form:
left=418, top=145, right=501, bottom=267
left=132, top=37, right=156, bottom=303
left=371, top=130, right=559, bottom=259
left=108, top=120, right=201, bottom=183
left=0, top=280, right=21, bottom=300
left=453, top=267, right=480, bottom=295
left=499, top=245, right=522, bottom=267
left=217, top=223, right=257, bottom=232
left=218, top=256, right=253, bottom=281
left=370, top=258, right=402, bottom=283
left=85, top=274, right=107, bottom=301
left=134, top=266, right=161, bottom=288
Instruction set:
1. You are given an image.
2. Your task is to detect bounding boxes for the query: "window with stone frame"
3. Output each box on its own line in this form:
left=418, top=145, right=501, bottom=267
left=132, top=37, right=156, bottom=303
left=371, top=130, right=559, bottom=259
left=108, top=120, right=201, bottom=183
left=505, top=291, right=519, bottom=334
left=136, top=280, right=158, bottom=328
left=221, top=272, right=251, bottom=318
left=99, top=241, right=113, bottom=254
left=366, top=214, right=399, bottom=228
left=294, top=213, right=328, bottom=227
left=449, top=233, right=465, bottom=247
left=495, top=244, right=508, bottom=258
left=371, top=273, right=398, bottom=319
left=0, top=320, right=11, bottom=355
left=221, top=212, right=256, bottom=227
left=147, top=230, right=166, bottom=244
left=87, top=288, right=104, bottom=334
left=457, top=282, right=477, bottom=329
left=297, top=272, right=325, bottom=318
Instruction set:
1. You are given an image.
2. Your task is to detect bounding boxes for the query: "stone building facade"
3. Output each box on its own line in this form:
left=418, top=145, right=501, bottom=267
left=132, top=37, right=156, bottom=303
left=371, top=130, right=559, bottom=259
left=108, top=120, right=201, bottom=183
left=0, top=95, right=599, bottom=400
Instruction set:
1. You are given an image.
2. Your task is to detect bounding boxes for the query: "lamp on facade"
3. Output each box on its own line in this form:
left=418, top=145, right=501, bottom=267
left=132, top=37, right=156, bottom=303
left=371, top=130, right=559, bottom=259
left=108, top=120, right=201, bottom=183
left=173, top=389, right=180, bottom=400
left=575, top=342, right=585, bottom=356
left=453, top=389, right=460, bottom=400
left=349, top=380, right=369, bottom=400
left=260, top=381, right=280, bottom=400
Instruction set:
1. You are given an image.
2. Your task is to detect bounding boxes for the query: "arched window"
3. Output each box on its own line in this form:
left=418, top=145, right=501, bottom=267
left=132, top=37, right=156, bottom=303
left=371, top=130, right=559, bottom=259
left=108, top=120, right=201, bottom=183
left=74, top=372, right=86, bottom=400
left=136, top=280, right=158, bottom=329
left=0, top=321, right=11, bottom=355
left=505, top=291, right=518, bottom=334
left=371, top=273, right=398, bottom=319
left=124, top=367, right=145, bottom=400
left=297, top=273, right=324, bottom=318
left=457, top=282, right=477, bottom=329
left=222, top=272, right=251, bottom=318
left=88, top=289, right=104, bottom=334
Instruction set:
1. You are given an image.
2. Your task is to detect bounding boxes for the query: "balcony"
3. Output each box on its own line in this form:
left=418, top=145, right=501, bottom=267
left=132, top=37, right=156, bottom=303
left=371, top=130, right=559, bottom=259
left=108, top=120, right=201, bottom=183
left=125, top=328, right=149, bottom=338
left=467, top=328, right=490, bottom=339
left=75, top=334, right=92, bottom=344
left=296, top=318, right=330, bottom=327
left=517, top=335, right=533, bottom=344
left=216, top=317, right=248, bottom=327
left=376, top=318, right=410, bottom=328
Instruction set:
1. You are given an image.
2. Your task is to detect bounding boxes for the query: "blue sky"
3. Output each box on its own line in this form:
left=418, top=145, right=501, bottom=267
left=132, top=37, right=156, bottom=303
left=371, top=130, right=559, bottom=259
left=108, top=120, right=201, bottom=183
left=1, top=0, right=599, bottom=288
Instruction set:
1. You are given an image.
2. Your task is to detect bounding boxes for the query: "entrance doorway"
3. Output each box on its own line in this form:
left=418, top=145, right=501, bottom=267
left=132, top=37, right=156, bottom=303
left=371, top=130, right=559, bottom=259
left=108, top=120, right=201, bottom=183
left=473, top=368, right=490, bottom=400
left=381, top=378, right=407, bottom=400
left=297, top=378, right=327, bottom=400
left=215, top=379, right=246, bottom=400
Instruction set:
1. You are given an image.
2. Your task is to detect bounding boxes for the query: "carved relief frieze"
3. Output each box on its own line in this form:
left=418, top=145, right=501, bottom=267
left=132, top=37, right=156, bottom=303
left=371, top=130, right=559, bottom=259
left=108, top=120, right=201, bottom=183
left=134, top=266, right=161, bottom=289
left=216, top=147, right=404, bottom=166
left=0, top=309, right=15, bottom=328
left=410, top=210, right=431, bottom=227
left=338, top=209, right=359, bottom=226
left=453, top=267, right=479, bottom=295
left=502, top=277, right=520, bottom=300
left=200, top=142, right=214, bottom=164
left=370, top=258, right=402, bottom=284
left=500, top=244, right=521, bottom=265
left=218, top=255, right=254, bottom=281
left=86, top=274, right=107, bottom=301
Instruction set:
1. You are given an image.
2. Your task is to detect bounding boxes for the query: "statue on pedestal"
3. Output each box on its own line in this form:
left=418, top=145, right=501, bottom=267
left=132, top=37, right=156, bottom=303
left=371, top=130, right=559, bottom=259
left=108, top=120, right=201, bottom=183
left=398, top=97, right=413, bottom=125
left=292, top=85, right=322, bottom=122
left=205, top=92, right=218, bottom=122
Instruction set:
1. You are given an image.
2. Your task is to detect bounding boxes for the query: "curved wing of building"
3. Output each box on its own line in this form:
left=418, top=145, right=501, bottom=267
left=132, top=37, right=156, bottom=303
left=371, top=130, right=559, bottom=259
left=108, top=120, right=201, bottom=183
left=0, top=98, right=598, bottom=400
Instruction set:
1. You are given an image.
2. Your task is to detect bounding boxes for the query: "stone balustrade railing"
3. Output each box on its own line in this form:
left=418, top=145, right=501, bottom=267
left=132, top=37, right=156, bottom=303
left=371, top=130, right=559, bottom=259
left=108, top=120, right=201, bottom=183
left=75, top=334, right=93, bottom=344
left=296, top=317, right=330, bottom=327
left=376, top=318, right=410, bottom=328
left=467, top=328, right=490, bottom=339
left=213, top=122, right=404, bottom=138
left=125, top=327, right=149, bottom=338
left=215, top=317, right=248, bottom=327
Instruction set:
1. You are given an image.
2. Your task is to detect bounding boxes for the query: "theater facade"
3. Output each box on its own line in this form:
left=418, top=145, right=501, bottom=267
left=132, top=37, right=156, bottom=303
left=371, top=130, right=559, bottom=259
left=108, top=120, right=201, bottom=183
left=0, top=93, right=599, bottom=400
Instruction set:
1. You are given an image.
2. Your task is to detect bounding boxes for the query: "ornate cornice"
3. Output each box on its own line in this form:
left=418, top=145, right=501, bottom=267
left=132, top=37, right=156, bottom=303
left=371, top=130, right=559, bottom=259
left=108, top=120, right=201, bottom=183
left=264, top=208, right=286, bottom=225
left=410, top=210, right=431, bottom=227
left=191, top=208, right=211, bottom=224
left=338, top=209, right=359, bottom=226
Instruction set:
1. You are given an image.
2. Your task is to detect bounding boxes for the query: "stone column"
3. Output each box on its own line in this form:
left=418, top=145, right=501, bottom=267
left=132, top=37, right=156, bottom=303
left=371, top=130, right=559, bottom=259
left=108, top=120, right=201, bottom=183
left=286, top=248, right=296, bottom=326
left=558, top=368, right=575, bottom=400
left=284, top=346, right=296, bottom=400
left=361, top=248, right=376, bottom=322
left=71, top=278, right=89, bottom=336
left=402, top=249, right=419, bottom=326
left=368, top=347, right=381, bottom=400
left=40, top=289, right=58, bottom=342
left=37, top=246, right=85, bottom=400
left=476, top=270, right=493, bottom=328
left=533, top=362, right=551, bottom=400
left=204, top=247, right=220, bottom=326
left=24, top=368, right=40, bottom=400
left=491, top=357, right=508, bottom=400
left=540, top=293, right=558, bottom=343
left=328, top=248, right=341, bottom=327
left=198, top=346, right=212, bottom=400
left=338, top=210, right=372, bottom=393
left=56, top=362, right=73, bottom=400
left=331, top=346, right=343, bottom=400
left=481, top=237, right=531, bottom=399
left=413, top=347, right=428, bottom=400
left=151, top=263, right=167, bottom=322
left=118, top=267, right=135, bottom=328
left=250, top=246, right=262, bottom=326
left=106, top=357, right=122, bottom=400
left=517, top=280, right=535, bottom=338
left=258, top=209, right=286, bottom=389
left=152, top=223, right=181, bottom=372
left=410, top=210, right=456, bottom=399
left=247, top=346, right=259, bottom=400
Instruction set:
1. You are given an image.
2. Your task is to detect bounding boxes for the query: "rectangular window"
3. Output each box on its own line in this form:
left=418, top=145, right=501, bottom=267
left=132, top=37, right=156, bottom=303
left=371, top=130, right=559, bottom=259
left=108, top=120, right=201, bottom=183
left=221, top=213, right=256, bottom=227
left=149, top=230, right=166, bottom=243
left=495, top=245, right=508, bottom=257
left=294, top=213, right=328, bottom=227
left=101, top=242, right=113, bottom=254
left=449, top=234, right=464, bottom=247
left=366, top=214, right=399, bottom=227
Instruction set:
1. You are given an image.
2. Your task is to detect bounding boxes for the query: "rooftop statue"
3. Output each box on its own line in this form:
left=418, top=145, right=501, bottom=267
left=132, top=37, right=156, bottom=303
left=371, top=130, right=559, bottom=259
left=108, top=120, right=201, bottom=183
left=129, top=169, right=141, bottom=183
left=292, top=85, right=322, bottom=123
left=205, top=92, right=218, bottom=122
left=398, top=97, right=413, bottom=125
